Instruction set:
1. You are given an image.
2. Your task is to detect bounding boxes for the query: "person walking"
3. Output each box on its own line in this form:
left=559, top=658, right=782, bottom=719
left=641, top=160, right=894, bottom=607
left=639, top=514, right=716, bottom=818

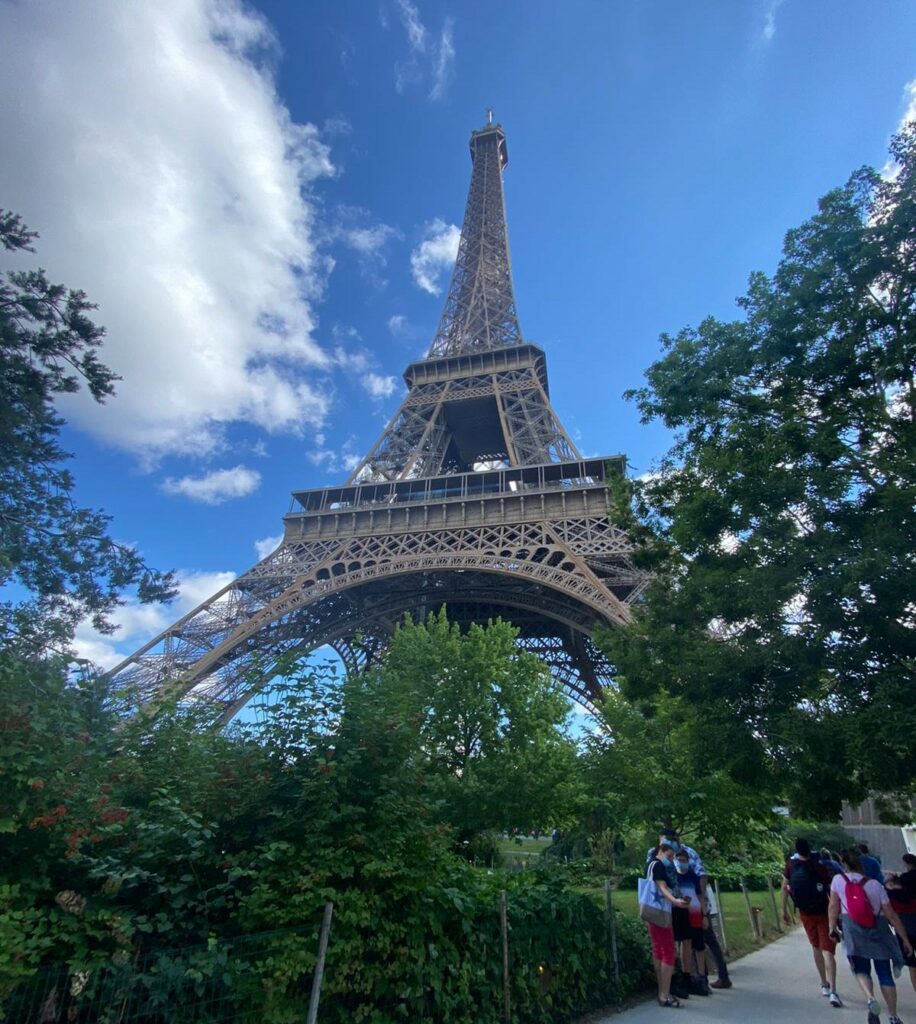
left=828, top=847, right=912, bottom=1024
left=644, top=841, right=691, bottom=1008
left=782, top=838, right=843, bottom=1007
left=886, top=854, right=916, bottom=997
left=859, top=843, right=886, bottom=883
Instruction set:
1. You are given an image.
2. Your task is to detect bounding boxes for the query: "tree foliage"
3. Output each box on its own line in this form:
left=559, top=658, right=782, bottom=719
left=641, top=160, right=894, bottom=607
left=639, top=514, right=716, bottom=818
left=601, top=128, right=916, bottom=817
left=0, top=210, right=175, bottom=654
left=0, top=640, right=651, bottom=1022
left=584, top=690, right=778, bottom=856
left=367, top=611, right=582, bottom=843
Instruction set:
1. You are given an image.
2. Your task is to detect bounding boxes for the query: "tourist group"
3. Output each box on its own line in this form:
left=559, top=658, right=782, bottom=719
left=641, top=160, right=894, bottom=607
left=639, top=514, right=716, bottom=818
left=639, top=828, right=916, bottom=1023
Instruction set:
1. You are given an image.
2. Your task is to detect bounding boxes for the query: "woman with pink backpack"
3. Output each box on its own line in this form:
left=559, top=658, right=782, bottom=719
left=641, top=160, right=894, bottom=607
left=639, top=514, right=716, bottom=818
left=828, top=848, right=913, bottom=1024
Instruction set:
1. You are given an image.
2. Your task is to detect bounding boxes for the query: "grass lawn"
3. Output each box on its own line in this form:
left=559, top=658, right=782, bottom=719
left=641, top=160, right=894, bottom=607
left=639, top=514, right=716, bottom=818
left=498, top=836, right=553, bottom=859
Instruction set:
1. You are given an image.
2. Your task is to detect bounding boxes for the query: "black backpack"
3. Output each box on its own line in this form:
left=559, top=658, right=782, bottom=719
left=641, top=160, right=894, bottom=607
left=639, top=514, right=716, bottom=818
left=789, top=859, right=828, bottom=915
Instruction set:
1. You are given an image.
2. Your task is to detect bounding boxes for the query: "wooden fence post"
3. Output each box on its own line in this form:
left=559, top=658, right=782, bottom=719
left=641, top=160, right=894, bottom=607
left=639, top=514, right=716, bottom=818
left=713, top=878, right=729, bottom=956
left=306, top=902, right=334, bottom=1024
left=766, top=877, right=783, bottom=932
left=499, top=889, right=511, bottom=1024
left=604, top=879, right=620, bottom=985
left=739, top=880, right=760, bottom=941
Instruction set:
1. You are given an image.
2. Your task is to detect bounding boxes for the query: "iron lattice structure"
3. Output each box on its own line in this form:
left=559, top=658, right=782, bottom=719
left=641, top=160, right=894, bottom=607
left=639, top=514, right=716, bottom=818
left=107, top=121, right=649, bottom=717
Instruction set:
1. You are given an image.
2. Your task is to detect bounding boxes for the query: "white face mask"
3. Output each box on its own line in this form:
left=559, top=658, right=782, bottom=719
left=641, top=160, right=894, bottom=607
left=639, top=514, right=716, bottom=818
left=675, top=861, right=690, bottom=874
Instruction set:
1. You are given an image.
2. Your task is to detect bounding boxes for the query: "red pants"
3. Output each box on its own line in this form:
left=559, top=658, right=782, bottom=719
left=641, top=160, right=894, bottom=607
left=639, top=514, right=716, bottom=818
left=647, top=921, right=676, bottom=965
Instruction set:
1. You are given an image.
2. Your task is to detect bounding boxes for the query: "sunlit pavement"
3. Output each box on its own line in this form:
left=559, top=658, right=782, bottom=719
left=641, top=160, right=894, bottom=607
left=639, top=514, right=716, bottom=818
left=591, top=927, right=916, bottom=1022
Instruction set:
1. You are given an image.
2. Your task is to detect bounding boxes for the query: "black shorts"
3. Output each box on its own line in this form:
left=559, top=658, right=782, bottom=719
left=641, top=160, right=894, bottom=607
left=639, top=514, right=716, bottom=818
left=672, top=907, right=705, bottom=950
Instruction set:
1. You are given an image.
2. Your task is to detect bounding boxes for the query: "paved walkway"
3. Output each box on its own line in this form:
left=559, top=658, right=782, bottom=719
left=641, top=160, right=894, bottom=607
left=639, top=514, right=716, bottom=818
left=592, top=927, right=916, bottom=1023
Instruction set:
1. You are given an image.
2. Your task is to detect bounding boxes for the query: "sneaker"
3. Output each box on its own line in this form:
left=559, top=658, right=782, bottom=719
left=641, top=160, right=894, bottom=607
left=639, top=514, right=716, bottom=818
left=710, top=978, right=732, bottom=989
left=822, top=983, right=832, bottom=997
left=867, top=996, right=881, bottom=1024
left=829, top=991, right=843, bottom=1008
left=887, top=1016, right=903, bottom=1024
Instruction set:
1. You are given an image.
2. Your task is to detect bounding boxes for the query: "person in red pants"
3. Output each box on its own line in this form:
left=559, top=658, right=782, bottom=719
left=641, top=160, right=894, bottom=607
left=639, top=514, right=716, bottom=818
left=647, top=842, right=691, bottom=1007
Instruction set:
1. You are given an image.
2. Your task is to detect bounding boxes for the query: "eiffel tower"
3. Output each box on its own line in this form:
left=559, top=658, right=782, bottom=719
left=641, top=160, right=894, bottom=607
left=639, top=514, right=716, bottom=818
left=107, top=118, right=648, bottom=719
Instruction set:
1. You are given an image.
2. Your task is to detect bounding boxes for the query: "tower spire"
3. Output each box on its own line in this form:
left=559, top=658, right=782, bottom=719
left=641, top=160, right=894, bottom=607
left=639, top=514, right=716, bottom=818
left=427, top=120, right=523, bottom=357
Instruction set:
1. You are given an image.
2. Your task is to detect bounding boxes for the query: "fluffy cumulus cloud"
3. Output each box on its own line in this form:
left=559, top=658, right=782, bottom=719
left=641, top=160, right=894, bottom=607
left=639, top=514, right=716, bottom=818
left=901, top=80, right=916, bottom=126
left=881, top=79, right=916, bottom=180
left=388, top=314, right=409, bottom=336
left=389, top=0, right=455, bottom=100
left=331, top=207, right=401, bottom=286
left=161, top=465, right=261, bottom=504
left=254, top=533, right=284, bottom=560
left=361, top=373, right=398, bottom=399
left=307, top=433, right=361, bottom=475
left=410, top=219, right=460, bottom=294
left=73, top=570, right=237, bottom=670
left=0, top=0, right=336, bottom=460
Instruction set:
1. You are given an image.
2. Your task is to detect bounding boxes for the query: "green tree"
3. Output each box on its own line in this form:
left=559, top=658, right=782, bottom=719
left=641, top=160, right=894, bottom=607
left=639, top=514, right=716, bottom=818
left=0, top=210, right=175, bottom=654
left=583, top=689, right=778, bottom=858
left=600, top=128, right=916, bottom=818
left=375, top=610, right=582, bottom=843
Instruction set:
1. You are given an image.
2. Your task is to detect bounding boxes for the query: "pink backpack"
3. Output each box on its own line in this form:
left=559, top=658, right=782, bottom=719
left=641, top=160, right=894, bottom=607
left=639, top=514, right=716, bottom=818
left=842, top=873, right=876, bottom=928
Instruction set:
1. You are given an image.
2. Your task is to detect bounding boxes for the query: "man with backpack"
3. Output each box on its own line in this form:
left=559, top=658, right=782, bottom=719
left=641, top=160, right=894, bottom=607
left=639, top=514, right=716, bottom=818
left=782, top=837, right=843, bottom=1007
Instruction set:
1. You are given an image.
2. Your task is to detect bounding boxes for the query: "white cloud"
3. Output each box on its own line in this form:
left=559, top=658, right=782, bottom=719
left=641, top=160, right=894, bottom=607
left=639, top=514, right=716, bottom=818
left=329, top=208, right=401, bottom=286
left=162, top=465, right=261, bottom=504
left=343, top=224, right=398, bottom=256
left=389, top=0, right=455, bottom=100
left=0, top=0, right=335, bottom=460
left=410, top=219, right=460, bottom=294
left=333, top=347, right=372, bottom=373
left=387, top=312, right=426, bottom=346
left=254, top=533, right=284, bottom=560
left=73, top=569, right=237, bottom=670
left=900, top=79, right=916, bottom=127
left=429, top=20, right=456, bottom=101
left=396, top=0, right=428, bottom=52
left=361, top=373, right=399, bottom=399
left=882, top=79, right=916, bottom=179
left=306, top=436, right=361, bottom=475
left=760, top=0, right=784, bottom=42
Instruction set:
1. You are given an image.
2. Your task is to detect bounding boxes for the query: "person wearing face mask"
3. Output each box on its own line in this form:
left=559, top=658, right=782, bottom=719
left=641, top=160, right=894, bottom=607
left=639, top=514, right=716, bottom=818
left=674, top=848, right=711, bottom=996
left=646, top=830, right=711, bottom=999
left=647, top=829, right=706, bottom=879
left=646, top=842, right=691, bottom=1007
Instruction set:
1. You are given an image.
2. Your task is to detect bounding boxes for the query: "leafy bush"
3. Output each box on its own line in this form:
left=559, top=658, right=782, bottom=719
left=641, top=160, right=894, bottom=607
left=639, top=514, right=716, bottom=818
left=239, top=867, right=653, bottom=1024
left=1, top=646, right=655, bottom=1023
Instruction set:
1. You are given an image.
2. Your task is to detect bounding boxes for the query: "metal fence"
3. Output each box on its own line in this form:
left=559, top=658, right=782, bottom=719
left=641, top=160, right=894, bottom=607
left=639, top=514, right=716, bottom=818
left=2, top=925, right=320, bottom=1024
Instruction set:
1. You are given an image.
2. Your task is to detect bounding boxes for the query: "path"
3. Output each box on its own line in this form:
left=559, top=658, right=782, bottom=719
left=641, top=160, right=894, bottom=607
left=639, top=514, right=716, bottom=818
left=592, top=927, right=916, bottom=1023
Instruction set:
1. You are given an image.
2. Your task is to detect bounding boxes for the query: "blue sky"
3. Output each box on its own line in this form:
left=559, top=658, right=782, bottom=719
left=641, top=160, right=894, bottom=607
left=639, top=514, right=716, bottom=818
left=1, top=0, right=914, bottom=667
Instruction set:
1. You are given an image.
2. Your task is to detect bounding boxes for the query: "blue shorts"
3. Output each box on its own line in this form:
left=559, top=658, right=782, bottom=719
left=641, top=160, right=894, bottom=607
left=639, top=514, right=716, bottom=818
left=847, top=956, right=894, bottom=988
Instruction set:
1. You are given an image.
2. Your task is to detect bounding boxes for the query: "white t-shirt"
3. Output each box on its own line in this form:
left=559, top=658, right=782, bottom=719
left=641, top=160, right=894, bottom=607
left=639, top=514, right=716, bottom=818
left=830, top=871, right=888, bottom=916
